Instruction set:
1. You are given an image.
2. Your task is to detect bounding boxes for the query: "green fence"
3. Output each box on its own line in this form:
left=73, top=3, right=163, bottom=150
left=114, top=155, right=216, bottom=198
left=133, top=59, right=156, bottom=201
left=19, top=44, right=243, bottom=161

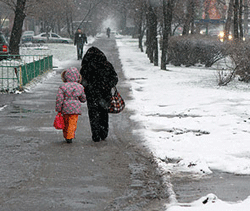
left=0, top=55, right=53, bottom=92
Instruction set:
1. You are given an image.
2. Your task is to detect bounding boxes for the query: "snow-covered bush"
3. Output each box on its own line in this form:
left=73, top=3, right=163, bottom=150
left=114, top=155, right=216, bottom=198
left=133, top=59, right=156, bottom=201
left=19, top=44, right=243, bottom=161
left=167, top=35, right=226, bottom=67
left=216, top=40, right=250, bottom=85
left=228, top=41, right=250, bottom=83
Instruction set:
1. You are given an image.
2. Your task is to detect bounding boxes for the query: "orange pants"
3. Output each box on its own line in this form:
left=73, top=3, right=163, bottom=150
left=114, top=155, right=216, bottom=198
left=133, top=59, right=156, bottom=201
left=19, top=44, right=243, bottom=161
left=63, top=114, right=79, bottom=139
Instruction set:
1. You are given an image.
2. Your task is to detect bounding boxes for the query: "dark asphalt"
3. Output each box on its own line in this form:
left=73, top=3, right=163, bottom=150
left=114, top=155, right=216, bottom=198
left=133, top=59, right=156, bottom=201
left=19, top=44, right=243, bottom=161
left=0, top=35, right=169, bottom=210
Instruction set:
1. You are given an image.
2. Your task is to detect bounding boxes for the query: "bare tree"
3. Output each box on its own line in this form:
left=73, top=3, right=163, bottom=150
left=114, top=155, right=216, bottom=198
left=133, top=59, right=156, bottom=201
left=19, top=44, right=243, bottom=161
left=239, top=0, right=244, bottom=38
left=76, top=0, right=105, bottom=31
left=161, top=0, right=174, bottom=70
left=234, top=0, right=239, bottom=39
left=243, top=0, right=248, bottom=36
left=130, top=0, right=147, bottom=52
left=171, top=1, right=186, bottom=36
left=30, top=0, right=106, bottom=37
left=232, top=0, right=245, bottom=40
left=137, top=5, right=147, bottom=52
left=224, top=0, right=234, bottom=40
left=31, top=0, right=75, bottom=35
left=182, top=0, right=195, bottom=35
left=146, top=4, right=158, bottom=66
left=0, top=0, right=27, bottom=55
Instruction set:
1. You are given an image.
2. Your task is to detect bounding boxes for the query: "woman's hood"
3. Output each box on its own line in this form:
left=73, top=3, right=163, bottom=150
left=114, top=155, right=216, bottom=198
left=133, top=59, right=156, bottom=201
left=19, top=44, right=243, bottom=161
left=62, top=67, right=81, bottom=82
left=81, top=46, right=107, bottom=65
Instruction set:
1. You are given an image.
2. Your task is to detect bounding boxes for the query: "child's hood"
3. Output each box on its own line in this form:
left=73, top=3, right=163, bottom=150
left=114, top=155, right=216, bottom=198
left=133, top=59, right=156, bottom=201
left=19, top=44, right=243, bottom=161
left=62, top=67, right=81, bottom=82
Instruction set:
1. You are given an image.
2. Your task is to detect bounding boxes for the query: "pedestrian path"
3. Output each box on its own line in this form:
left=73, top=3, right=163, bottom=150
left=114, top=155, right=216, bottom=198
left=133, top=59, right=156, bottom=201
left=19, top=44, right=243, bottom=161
left=0, top=35, right=168, bottom=210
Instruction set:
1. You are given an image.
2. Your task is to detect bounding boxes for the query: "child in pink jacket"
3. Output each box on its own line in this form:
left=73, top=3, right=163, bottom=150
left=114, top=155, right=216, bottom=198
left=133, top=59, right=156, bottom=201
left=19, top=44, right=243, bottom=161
left=55, top=67, right=86, bottom=143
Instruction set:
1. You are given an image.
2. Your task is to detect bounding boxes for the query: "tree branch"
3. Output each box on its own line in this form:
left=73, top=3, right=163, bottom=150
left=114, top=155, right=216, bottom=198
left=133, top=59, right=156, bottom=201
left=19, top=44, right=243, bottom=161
left=77, top=0, right=104, bottom=30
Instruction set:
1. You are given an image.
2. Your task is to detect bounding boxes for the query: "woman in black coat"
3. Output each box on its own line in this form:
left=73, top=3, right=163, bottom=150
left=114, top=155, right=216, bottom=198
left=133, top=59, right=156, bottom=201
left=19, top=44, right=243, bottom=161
left=80, top=47, right=118, bottom=142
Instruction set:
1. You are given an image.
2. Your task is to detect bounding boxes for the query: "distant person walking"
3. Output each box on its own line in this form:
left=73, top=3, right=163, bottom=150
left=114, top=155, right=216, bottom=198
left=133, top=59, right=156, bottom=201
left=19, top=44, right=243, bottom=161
left=80, top=47, right=118, bottom=142
left=74, top=28, right=88, bottom=60
left=55, top=67, right=86, bottom=143
left=106, top=27, right=111, bottom=38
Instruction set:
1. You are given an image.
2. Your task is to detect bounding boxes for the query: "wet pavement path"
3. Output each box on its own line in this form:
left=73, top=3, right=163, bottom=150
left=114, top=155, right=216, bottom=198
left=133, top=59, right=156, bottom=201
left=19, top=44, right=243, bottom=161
left=0, top=36, right=169, bottom=210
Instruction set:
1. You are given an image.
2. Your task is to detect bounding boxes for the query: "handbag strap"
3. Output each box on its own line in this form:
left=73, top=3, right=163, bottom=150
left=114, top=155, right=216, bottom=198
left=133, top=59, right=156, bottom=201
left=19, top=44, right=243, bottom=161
left=111, top=86, right=118, bottom=95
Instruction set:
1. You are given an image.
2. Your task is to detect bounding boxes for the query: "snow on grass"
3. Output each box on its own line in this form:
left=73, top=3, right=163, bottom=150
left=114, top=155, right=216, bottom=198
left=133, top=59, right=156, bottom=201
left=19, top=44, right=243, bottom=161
left=116, top=36, right=250, bottom=210
left=116, top=36, right=250, bottom=175
left=167, top=194, right=250, bottom=211
left=1, top=36, right=96, bottom=93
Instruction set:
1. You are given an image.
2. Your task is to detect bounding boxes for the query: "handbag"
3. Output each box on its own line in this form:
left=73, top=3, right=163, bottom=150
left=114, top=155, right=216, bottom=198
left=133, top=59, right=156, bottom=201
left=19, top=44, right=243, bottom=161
left=53, top=113, right=65, bottom=129
left=108, top=87, right=125, bottom=114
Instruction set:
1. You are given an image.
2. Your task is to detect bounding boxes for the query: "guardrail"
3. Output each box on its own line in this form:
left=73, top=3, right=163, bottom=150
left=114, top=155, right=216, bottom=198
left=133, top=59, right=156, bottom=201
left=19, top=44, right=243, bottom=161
left=0, top=55, right=53, bottom=92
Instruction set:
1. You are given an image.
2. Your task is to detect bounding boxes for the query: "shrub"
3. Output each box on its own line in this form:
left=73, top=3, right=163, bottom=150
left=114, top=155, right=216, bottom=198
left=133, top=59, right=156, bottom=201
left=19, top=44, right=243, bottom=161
left=227, top=41, right=250, bottom=82
left=167, top=35, right=226, bottom=67
left=166, top=35, right=250, bottom=85
left=217, top=40, right=250, bottom=85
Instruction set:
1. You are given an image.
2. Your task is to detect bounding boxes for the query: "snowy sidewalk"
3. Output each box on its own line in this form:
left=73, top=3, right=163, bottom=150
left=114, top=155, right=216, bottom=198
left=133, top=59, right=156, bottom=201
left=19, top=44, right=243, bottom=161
left=0, top=35, right=168, bottom=210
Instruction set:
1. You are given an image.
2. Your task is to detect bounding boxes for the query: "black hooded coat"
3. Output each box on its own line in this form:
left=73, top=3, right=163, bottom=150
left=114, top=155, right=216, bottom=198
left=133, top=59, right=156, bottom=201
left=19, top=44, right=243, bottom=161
left=80, top=47, right=118, bottom=142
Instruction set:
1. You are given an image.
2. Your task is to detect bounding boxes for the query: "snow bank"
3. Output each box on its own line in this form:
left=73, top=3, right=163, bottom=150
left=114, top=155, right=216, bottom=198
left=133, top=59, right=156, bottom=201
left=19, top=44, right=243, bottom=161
left=167, top=194, right=250, bottom=211
left=116, top=36, right=250, bottom=210
left=116, top=36, right=250, bottom=176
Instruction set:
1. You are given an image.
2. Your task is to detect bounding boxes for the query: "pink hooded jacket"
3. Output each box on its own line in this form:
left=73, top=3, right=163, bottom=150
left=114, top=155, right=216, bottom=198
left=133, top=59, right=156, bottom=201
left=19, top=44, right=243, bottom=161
left=55, top=67, right=86, bottom=114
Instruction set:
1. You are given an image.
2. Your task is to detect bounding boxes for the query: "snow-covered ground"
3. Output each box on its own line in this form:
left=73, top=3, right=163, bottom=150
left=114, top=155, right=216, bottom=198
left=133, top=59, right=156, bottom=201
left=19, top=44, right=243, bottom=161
left=116, top=36, right=250, bottom=211
left=15, top=36, right=96, bottom=92
left=20, top=35, right=95, bottom=69
left=0, top=36, right=96, bottom=92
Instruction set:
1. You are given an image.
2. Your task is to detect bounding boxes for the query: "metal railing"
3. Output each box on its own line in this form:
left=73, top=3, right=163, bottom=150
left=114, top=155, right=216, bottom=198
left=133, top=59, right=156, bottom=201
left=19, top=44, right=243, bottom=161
left=0, top=55, right=53, bottom=92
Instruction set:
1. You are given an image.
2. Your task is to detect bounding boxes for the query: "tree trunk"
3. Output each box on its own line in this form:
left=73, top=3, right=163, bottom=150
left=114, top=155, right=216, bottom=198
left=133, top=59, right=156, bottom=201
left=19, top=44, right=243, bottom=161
left=146, top=10, right=153, bottom=63
left=9, top=0, right=26, bottom=55
left=120, top=12, right=127, bottom=34
left=161, top=0, right=167, bottom=70
left=138, top=29, right=144, bottom=52
left=0, top=13, right=2, bottom=31
left=234, top=0, right=239, bottom=39
left=224, top=0, right=234, bottom=40
left=161, top=0, right=173, bottom=70
left=146, top=5, right=157, bottom=65
left=183, top=0, right=194, bottom=35
left=239, top=0, right=243, bottom=39
left=152, top=9, right=158, bottom=66
left=66, top=14, right=71, bottom=37
left=204, top=0, right=210, bottom=35
left=190, top=0, right=195, bottom=34
left=138, top=9, right=144, bottom=52
left=70, top=12, right=74, bottom=38
left=145, top=28, right=149, bottom=57
left=244, top=0, right=248, bottom=36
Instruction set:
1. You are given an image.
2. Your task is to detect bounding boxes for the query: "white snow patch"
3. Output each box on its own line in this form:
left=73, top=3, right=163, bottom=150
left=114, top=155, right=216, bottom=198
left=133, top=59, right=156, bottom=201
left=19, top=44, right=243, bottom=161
left=116, top=36, right=250, bottom=210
